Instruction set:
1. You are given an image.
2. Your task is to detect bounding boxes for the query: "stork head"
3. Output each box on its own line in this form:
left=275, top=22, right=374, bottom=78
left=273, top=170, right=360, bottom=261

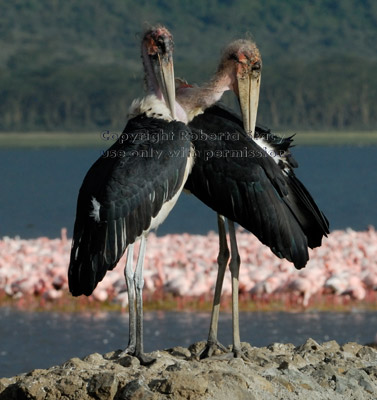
left=219, top=40, right=262, bottom=136
left=142, top=26, right=176, bottom=119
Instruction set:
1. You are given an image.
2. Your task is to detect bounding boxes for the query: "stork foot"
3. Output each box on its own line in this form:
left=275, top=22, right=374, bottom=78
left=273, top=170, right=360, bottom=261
left=118, top=348, right=156, bottom=366
left=199, top=340, right=228, bottom=359
left=119, top=344, right=136, bottom=357
left=232, top=346, right=250, bottom=362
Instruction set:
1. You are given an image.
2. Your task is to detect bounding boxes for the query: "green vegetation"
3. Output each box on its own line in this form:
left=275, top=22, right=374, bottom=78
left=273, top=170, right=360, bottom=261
left=2, top=290, right=377, bottom=313
left=1, top=0, right=376, bottom=133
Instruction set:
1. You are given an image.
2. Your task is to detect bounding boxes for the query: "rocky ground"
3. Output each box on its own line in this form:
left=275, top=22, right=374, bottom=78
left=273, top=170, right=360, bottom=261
left=0, top=339, right=376, bottom=399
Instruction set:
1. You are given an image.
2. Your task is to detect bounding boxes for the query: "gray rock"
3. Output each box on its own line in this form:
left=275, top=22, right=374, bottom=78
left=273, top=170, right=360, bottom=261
left=268, top=342, right=296, bottom=354
left=356, top=346, right=377, bottom=362
left=166, top=346, right=191, bottom=359
left=88, top=372, right=119, bottom=400
left=342, top=342, right=363, bottom=356
left=296, top=338, right=322, bottom=353
left=310, top=364, right=338, bottom=389
left=1, top=339, right=377, bottom=400
left=117, top=354, right=141, bottom=368
left=121, top=378, right=156, bottom=399
left=363, top=365, right=377, bottom=378
left=344, top=368, right=377, bottom=395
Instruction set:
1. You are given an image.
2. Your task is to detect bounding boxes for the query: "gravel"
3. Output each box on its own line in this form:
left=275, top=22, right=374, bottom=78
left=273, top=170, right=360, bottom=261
left=0, top=339, right=376, bottom=399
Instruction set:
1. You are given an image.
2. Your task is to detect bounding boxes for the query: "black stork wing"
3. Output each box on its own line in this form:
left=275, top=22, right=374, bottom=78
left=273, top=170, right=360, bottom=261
left=202, top=104, right=299, bottom=169
left=69, top=114, right=192, bottom=296
left=188, top=105, right=329, bottom=249
left=185, top=106, right=328, bottom=269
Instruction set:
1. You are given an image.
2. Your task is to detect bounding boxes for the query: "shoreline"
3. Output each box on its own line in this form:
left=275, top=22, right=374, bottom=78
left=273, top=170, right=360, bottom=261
left=1, top=131, right=377, bottom=148
left=1, top=290, right=377, bottom=313
left=1, top=278, right=377, bottom=313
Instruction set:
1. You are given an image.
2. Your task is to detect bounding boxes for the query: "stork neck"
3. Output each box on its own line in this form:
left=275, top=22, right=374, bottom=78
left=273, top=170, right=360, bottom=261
left=201, top=68, right=234, bottom=107
left=176, top=66, right=233, bottom=122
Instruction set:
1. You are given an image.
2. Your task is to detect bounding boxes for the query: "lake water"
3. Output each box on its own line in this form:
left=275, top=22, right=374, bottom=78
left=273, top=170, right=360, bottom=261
left=1, top=146, right=376, bottom=238
left=1, top=146, right=376, bottom=379
left=0, top=308, right=376, bottom=378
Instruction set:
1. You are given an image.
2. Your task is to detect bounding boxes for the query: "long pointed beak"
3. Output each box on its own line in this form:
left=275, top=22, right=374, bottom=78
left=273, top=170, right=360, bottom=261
left=155, top=55, right=176, bottom=119
left=238, top=70, right=261, bottom=137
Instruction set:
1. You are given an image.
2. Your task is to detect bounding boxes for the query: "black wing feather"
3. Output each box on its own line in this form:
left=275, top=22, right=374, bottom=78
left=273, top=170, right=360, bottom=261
left=69, top=115, right=191, bottom=296
left=186, top=105, right=328, bottom=269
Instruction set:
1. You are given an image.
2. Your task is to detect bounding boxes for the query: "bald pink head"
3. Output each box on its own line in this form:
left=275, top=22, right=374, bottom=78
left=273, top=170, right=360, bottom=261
left=217, top=39, right=262, bottom=96
left=142, top=26, right=174, bottom=59
left=176, top=38, right=262, bottom=130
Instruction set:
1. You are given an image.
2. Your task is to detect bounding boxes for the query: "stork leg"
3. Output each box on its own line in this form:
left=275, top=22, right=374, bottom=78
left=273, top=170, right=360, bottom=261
left=123, top=244, right=136, bottom=354
left=228, top=220, right=245, bottom=359
left=133, top=235, right=155, bottom=365
left=200, top=214, right=229, bottom=359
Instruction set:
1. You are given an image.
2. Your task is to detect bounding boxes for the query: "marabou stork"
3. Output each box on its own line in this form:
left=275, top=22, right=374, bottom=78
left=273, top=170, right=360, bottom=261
left=176, top=40, right=329, bottom=358
left=68, top=26, right=194, bottom=365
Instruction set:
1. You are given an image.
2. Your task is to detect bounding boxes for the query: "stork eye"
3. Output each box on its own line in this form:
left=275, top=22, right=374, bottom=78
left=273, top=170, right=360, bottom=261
left=154, top=35, right=172, bottom=54
left=229, top=53, right=240, bottom=63
left=252, top=61, right=261, bottom=71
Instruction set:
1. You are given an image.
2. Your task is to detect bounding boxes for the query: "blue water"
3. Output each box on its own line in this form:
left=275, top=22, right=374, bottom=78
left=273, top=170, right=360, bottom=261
left=0, top=308, right=376, bottom=378
left=1, top=147, right=376, bottom=379
left=1, top=146, right=376, bottom=238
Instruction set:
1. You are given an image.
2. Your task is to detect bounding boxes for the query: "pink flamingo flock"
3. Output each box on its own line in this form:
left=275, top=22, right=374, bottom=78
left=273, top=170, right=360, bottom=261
left=0, top=226, right=376, bottom=309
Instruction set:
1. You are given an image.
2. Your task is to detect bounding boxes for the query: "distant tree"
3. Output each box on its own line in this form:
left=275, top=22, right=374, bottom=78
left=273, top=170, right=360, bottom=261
left=0, top=0, right=376, bottom=131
